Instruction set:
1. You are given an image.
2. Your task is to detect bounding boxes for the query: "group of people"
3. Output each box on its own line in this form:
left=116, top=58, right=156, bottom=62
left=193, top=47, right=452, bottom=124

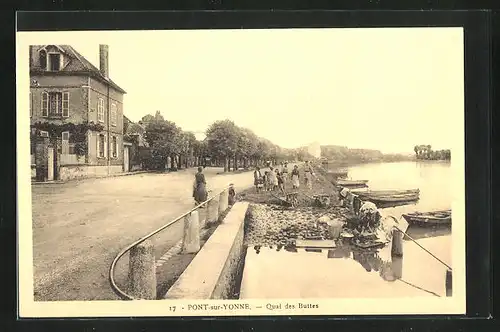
left=191, top=160, right=316, bottom=206
left=191, top=166, right=236, bottom=206
left=253, top=161, right=315, bottom=193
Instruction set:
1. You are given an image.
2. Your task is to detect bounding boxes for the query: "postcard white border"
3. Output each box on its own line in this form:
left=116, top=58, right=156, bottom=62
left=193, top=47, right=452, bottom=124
left=16, top=28, right=466, bottom=317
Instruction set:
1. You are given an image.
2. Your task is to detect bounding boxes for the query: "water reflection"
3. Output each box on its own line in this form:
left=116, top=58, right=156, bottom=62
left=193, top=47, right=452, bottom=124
left=346, top=161, right=451, bottom=215
left=327, top=246, right=351, bottom=259
left=405, top=224, right=451, bottom=241
left=304, top=248, right=322, bottom=253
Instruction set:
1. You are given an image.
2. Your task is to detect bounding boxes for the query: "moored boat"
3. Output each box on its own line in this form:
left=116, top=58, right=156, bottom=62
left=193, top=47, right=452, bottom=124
left=353, top=188, right=420, bottom=198
left=366, top=194, right=420, bottom=204
left=402, top=209, right=451, bottom=225
left=336, top=179, right=369, bottom=186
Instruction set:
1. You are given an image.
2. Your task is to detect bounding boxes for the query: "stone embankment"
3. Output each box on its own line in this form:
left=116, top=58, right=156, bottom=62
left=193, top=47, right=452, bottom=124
left=237, top=163, right=354, bottom=247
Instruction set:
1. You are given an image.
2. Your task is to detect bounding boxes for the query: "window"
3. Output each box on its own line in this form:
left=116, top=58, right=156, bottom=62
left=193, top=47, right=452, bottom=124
left=41, top=91, right=69, bottom=117
left=98, top=134, right=105, bottom=158
left=29, top=92, right=32, bottom=117
left=98, top=98, right=104, bottom=122
left=62, top=92, right=69, bottom=117
left=112, top=136, right=117, bottom=158
left=40, top=131, right=49, bottom=138
left=110, top=103, right=117, bottom=126
left=49, top=92, right=62, bottom=115
left=41, top=92, right=48, bottom=117
left=48, top=53, right=61, bottom=71
left=62, top=131, right=70, bottom=155
left=39, top=51, right=47, bottom=69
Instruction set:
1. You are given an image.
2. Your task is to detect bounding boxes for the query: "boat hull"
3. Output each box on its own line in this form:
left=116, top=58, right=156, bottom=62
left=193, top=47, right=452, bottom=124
left=403, top=210, right=451, bottom=225
left=367, top=195, right=420, bottom=203
left=352, top=188, right=420, bottom=196
left=336, top=180, right=369, bottom=186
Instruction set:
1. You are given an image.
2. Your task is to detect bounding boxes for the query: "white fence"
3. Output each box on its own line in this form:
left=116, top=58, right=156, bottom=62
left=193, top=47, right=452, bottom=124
left=59, top=154, right=86, bottom=165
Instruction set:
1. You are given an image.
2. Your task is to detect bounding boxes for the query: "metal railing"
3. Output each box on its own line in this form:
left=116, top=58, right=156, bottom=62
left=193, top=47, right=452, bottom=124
left=109, top=185, right=232, bottom=300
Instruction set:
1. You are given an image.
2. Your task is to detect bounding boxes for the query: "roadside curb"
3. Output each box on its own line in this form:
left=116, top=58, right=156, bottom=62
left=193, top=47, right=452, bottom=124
left=164, top=202, right=249, bottom=300
left=31, top=170, right=154, bottom=185
left=30, top=166, right=229, bottom=185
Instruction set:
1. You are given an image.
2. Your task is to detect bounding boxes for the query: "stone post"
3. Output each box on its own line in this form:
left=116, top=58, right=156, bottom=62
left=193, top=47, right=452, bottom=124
left=206, top=198, right=219, bottom=226
left=391, top=256, right=403, bottom=279
left=391, top=229, right=404, bottom=257
left=218, top=189, right=229, bottom=217
left=182, top=211, right=200, bottom=253
left=128, top=239, right=156, bottom=300
left=445, top=269, right=452, bottom=297
left=54, top=138, right=61, bottom=181
left=348, top=193, right=356, bottom=215
left=35, top=137, right=49, bottom=182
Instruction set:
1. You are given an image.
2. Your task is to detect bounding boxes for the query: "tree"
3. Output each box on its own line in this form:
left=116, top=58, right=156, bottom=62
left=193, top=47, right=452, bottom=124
left=237, top=127, right=258, bottom=169
left=143, top=119, right=182, bottom=170
left=205, top=120, right=239, bottom=172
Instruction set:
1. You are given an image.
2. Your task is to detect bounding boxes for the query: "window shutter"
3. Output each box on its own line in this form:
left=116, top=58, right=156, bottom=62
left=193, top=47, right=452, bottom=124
left=115, top=137, right=119, bottom=158
left=41, top=92, right=48, bottom=117
left=98, top=98, right=104, bottom=122
left=62, top=92, right=69, bottom=117
left=40, top=51, right=47, bottom=70
left=111, top=104, right=117, bottom=126
left=97, top=133, right=100, bottom=157
left=104, top=134, right=108, bottom=158
left=61, top=131, right=70, bottom=154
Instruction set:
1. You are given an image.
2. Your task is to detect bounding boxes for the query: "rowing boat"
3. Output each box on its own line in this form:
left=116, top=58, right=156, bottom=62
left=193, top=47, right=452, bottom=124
left=352, top=188, right=420, bottom=196
left=402, top=209, right=451, bottom=225
left=367, top=194, right=420, bottom=203
left=327, top=170, right=348, bottom=177
left=356, top=192, right=420, bottom=204
left=336, top=179, right=369, bottom=186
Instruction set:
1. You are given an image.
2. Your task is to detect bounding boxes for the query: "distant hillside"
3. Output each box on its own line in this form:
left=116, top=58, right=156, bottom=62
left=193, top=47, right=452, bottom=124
left=298, top=145, right=414, bottom=164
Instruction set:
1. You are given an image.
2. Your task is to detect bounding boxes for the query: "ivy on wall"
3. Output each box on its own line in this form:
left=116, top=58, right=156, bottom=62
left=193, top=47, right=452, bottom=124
left=31, top=121, right=104, bottom=156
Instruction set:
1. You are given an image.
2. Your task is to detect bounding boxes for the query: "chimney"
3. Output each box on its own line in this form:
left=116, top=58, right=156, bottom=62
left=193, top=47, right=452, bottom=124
left=99, top=44, right=109, bottom=78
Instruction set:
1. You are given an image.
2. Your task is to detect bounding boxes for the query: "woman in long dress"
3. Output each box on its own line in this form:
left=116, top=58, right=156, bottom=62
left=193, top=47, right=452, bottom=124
left=254, top=167, right=263, bottom=192
left=193, top=166, right=208, bottom=205
left=291, top=165, right=300, bottom=189
left=281, top=162, right=288, bottom=190
left=276, top=169, right=285, bottom=193
left=268, top=167, right=276, bottom=191
left=304, top=161, right=314, bottom=190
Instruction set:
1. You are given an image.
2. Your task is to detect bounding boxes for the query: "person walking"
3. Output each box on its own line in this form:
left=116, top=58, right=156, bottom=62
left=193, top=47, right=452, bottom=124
left=267, top=167, right=277, bottom=191
left=272, top=168, right=279, bottom=191
left=193, top=166, right=208, bottom=206
left=254, top=167, right=263, bottom=192
left=304, top=161, right=314, bottom=190
left=281, top=162, right=289, bottom=190
left=276, top=168, right=285, bottom=194
left=291, top=165, right=300, bottom=189
left=228, top=183, right=236, bottom=205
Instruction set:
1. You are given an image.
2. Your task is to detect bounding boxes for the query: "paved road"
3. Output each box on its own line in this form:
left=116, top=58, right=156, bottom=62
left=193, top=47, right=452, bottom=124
left=31, top=167, right=260, bottom=301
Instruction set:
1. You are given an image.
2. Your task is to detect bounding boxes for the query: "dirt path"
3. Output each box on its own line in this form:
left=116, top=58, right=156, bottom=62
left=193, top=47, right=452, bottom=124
left=31, top=166, right=259, bottom=301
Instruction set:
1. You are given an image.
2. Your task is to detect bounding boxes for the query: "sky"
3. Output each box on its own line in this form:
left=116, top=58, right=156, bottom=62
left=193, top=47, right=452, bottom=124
left=18, top=28, right=464, bottom=154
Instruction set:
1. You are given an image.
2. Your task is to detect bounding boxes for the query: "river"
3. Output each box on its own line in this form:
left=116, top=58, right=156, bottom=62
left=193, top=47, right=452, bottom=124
left=240, top=161, right=454, bottom=301
left=335, top=161, right=452, bottom=217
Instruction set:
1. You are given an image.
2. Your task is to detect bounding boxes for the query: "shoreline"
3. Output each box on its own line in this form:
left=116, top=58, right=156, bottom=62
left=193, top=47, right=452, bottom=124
left=321, top=159, right=450, bottom=169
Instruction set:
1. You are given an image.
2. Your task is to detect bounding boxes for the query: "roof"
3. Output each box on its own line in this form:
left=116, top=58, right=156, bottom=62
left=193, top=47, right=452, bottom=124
left=30, top=45, right=126, bottom=94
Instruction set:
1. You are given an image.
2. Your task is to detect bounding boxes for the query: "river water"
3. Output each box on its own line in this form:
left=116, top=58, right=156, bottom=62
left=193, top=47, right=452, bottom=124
left=335, top=161, right=452, bottom=218
left=239, top=161, right=454, bottom=301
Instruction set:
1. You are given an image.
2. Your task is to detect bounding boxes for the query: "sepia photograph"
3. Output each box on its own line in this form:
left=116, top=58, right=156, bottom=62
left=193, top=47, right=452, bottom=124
left=17, top=27, right=466, bottom=317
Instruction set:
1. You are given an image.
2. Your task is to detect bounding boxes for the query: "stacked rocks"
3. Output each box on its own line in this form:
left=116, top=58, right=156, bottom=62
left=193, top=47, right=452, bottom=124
left=244, top=203, right=347, bottom=247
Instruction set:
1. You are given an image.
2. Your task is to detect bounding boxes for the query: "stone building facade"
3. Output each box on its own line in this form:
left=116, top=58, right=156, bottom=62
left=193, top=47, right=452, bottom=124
left=29, top=44, right=127, bottom=181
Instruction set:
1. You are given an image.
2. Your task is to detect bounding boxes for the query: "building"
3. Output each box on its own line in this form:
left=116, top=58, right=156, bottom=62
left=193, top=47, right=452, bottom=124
left=29, top=44, right=126, bottom=181
left=123, top=115, right=148, bottom=172
left=307, top=141, right=321, bottom=159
